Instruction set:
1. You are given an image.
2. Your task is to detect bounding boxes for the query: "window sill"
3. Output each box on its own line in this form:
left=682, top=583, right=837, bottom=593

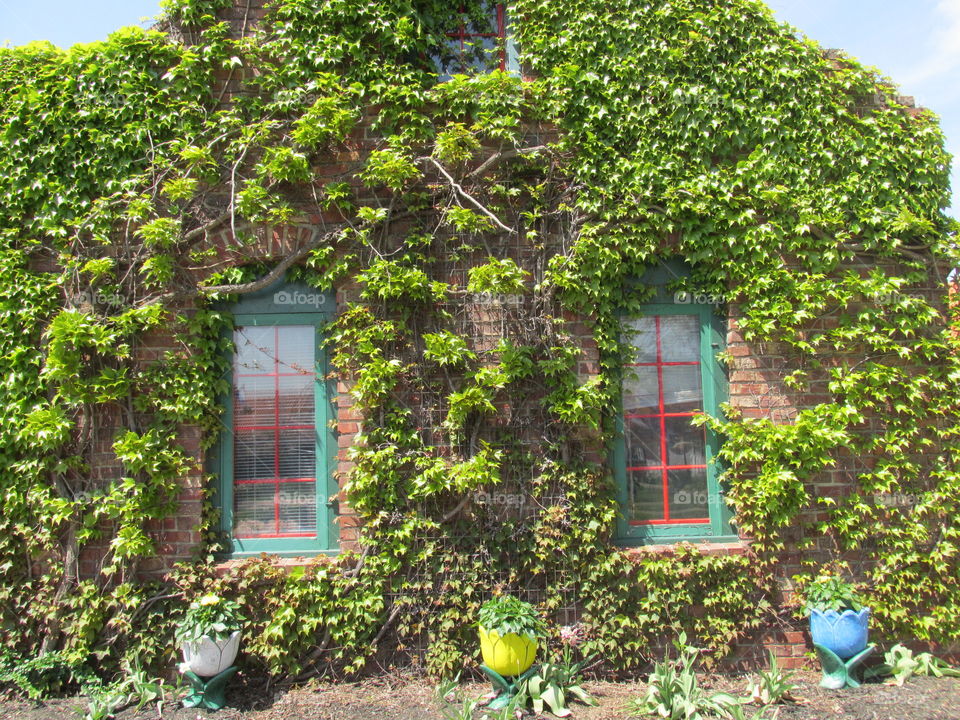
left=213, top=552, right=337, bottom=575
left=620, top=538, right=750, bottom=558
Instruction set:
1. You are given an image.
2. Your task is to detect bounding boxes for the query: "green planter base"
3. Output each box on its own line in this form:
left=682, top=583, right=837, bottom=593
left=479, top=664, right=537, bottom=710
left=814, top=643, right=875, bottom=689
left=181, top=666, right=238, bottom=710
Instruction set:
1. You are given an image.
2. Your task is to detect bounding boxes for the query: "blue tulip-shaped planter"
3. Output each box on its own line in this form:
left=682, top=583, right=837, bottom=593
left=810, top=608, right=870, bottom=658
left=810, top=608, right=873, bottom=689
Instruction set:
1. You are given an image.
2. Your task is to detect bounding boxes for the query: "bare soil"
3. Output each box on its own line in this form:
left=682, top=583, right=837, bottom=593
left=0, top=669, right=957, bottom=720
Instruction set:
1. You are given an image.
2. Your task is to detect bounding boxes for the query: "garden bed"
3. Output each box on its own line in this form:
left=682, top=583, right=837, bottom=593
left=0, top=670, right=958, bottom=720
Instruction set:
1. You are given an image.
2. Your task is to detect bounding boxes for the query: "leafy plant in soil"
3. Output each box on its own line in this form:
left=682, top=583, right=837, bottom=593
left=867, top=644, right=960, bottom=686
left=745, top=650, right=800, bottom=705
left=627, top=632, right=743, bottom=719
left=478, top=596, right=546, bottom=640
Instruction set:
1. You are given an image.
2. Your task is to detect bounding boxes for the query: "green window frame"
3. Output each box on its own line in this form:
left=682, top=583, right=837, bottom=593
left=614, top=266, right=735, bottom=545
left=213, top=280, right=338, bottom=556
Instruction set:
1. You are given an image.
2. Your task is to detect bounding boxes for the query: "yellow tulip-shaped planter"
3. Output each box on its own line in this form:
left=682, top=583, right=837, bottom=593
left=479, top=626, right=538, bottom=677
left=477, top=596, right=544, bottom=710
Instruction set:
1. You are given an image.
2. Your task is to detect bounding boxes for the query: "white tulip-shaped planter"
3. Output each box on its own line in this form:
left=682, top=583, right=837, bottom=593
left=179, top=631, right=241, bottom=710
left=180, top=631, right=241, bottom=677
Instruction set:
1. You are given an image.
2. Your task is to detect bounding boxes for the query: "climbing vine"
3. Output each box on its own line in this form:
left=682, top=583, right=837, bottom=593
left=0, top=0, right=957, bottom=690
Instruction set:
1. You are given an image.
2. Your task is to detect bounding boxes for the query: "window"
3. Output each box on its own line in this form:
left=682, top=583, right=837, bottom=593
left=437, top=2, right=519, bottom=77
left=214, top=280, right=338, bottom=556
left=614, top=264, right=734, bottom=544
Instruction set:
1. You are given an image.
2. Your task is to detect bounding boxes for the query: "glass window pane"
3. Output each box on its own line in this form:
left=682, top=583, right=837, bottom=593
left=278, top=428, right=316, bottom=479
left=277, top=326, right=315, bottom=373
left=235, top=375, right=275, bottom=427
left=660, top=315, right=699, bottom=363
left=235, top=327, right=275, bottom=374
left=628, top=469, right=664, bottom=523
left=667, top=469, right=709, bottom=520
left=278, top=374, right=315, bottom=427
left=467, top=3, right=499, bottom=34
left=465, top=36, right=499, bottom=71
left=235, top=430, right=275, bottom=480
left=665, top=416, right=706, bottom=467
left=623, top=317, right=657, bottom=364
left=662, top=365, right=702, bottom=412
left=625, top=416, right=661, bottom=467
left=622, top=365, right=659, bottom=414
left=235, top=483, right=274, bottom=537
left=279, top=482, right=316, bottom=534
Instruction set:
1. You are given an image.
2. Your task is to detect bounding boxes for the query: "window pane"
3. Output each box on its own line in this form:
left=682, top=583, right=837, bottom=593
left=235, top=430, right=275, bottom=480
left=667, top=468, right=709, bottom=520
left=235, top=483, right=274, bottom=538
left=277, top=326, right=315, bottom=373
left=659, top=315, right=699, bottom=362
left=628, top=469, right=664, bottom=523
left=235, top=375, right=275, bottom=427
left=665, top=416, right=706, bottom=467
left=461, top=34, right=499, bottom=62
left=279, top=482, right=316, bottom=534
left=623, top=317, right=657, bottom=364
left=278, top=374, right=315, bottom=427
left=278, top=428, right=316, bottom=479
left=234, top=327, right=275, bottom=374
left=662, top=365, right=702, bottom=412
left=625, top=416, right=661, bottom=467
left=622, top=365, right=659, bottom=414
left=467, top=4, right=499, bottom=34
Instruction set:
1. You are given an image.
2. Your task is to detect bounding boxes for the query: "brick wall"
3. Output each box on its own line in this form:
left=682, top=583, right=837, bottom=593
left=109, top=1, right=957, bottom=670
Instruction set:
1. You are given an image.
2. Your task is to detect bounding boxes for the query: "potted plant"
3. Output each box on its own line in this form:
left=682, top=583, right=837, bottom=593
left=478, top=595, right=545, bottom=677
left=176, top=593, right=244, bottom=677
left=802, top=571, right=869, bottom=660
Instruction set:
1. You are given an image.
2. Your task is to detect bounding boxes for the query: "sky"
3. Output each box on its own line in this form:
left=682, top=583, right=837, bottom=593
left=0, top=0, right=957, bottom=215
left=764, top=0, right=959, bottom=215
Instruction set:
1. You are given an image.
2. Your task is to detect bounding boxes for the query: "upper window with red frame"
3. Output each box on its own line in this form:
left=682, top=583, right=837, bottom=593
left=435, top=2, right=517, bottom=78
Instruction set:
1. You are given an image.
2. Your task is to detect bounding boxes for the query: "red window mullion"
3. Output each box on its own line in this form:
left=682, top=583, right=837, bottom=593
left=235, top=424, right=313, bottom=432
left=627, top=464, right=707, bottom=472
left=625, top=412, right=699, bottom=420
left=627, top=361, right=698, bottom=368
left=496, top=3, right=506, bottom=71
left=449, top=4, right=468, bottom=54
left=236, top=476, right=315, bottom=485
left=630, top=518, right=710, bottom=526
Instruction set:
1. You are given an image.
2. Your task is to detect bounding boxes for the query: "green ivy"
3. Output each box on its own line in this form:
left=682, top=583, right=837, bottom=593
left=0, top=0, right=957, bottom=689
